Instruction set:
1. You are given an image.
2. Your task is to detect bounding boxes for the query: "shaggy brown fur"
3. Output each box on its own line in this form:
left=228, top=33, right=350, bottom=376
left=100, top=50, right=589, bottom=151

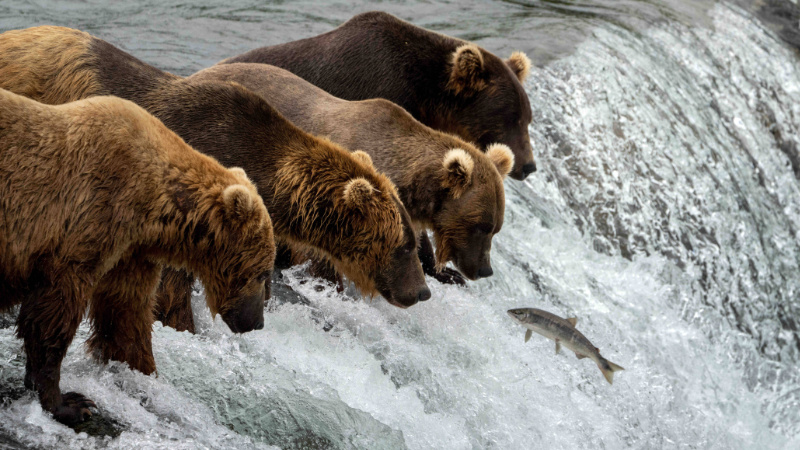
left=0, top=26, right=428, bottom=321
left=221, top=11, right=537, bottom=180
left=0, top=27, right=99, bottom=104
left=153, top=269, right=196, bottom=333
left=190, top=63, right=514, bottom=281
left=0, top=89, right=275, bottom=425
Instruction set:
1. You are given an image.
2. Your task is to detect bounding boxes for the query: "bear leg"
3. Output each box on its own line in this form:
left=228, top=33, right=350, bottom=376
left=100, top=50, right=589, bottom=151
left=308, top=258, right=345, bottom=293
left=154, top=268, right=196, bottom=334
left=24, top=357, right=33, bottom=389
left=17, top=282, right=95, bottom=425
left=418, top=232, right=466, bottom=286
left=88, top=255, right=161, bottom=375
left=287, top=245, right=345, bottom=292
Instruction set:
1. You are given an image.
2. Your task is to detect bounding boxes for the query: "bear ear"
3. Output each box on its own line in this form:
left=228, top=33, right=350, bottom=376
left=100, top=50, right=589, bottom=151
left=351, top=150, right=374, bottom=167
left=448, top=44, right=487, bottom=95
left=343, top=177, right=375, bottom=209
left=442, top=148, right=474, bottom=198
left=222, top=184, right=260, bottom=224
left=506, top=51, right=531, bottom=83
left=486, top=143, right=515, bottom=178
left=228, top=167, right=251, bottom=182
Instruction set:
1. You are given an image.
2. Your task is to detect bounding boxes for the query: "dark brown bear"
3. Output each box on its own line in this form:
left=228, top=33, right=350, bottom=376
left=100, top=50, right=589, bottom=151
left=0, top=89, right=275, bottom=425
left=0, top=26, right=430, bottom=320
left=221, top=11, right=536, bottom=180
left=191, top=63, right=515, bottom=282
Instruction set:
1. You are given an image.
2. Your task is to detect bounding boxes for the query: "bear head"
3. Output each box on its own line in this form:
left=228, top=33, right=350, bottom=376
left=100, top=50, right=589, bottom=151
left=432, top=143, right=513, bottom=280
left=276, top=141, right=430, bottom=307
left=181, top=169, right=275, bottom=333
left=445, top=44, right=536, bottom=181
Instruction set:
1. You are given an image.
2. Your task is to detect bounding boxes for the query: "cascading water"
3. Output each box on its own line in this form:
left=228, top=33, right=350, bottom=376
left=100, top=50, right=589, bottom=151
left=1, top=1, right=799, bottom=448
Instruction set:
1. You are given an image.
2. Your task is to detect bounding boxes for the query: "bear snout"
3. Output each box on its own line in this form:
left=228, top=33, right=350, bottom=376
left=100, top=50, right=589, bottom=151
left=253, top=318, right=265, bottom=330
left=417, top=287, right=432, bottom=301
left=511, top=161, right=537, bottom=180
left=387, top=298, right=416, bottom=308
left=522, top=161, right=537, bottom=176
left=221, top=292, right=266, bottom=333
left=477, top=266, right=494, bottom=278
left=386, top=285, right=431, bottom=307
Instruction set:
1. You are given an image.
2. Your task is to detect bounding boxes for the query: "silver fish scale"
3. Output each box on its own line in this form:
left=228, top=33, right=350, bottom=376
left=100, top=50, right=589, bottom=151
left=520, top=309, right=598, bottom=357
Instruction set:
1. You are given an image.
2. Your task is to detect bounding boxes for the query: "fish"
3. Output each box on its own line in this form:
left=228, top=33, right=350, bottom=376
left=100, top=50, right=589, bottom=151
left=507, top=308, right=624, bottom=384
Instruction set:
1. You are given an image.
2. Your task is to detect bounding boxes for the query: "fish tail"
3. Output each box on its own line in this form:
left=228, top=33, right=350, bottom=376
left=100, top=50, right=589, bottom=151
left=599, top=359, right=624, bottom=385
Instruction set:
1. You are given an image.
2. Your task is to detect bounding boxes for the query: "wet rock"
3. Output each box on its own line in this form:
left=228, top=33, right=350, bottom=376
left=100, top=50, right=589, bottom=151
left=0, top=307, right=18, bottom=330
left=744, top=0, right=800, bottom=51
left=71, top=414, right=125, bottom=439
left=0, top=431, right=29, bottom=450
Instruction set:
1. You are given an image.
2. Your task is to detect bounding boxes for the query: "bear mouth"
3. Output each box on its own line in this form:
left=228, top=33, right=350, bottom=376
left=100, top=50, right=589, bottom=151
left=452, top=256, right=479, bottom=281
left=220, top=296, right=266, bottom=333
left=385, top=297, right=415, bottom=309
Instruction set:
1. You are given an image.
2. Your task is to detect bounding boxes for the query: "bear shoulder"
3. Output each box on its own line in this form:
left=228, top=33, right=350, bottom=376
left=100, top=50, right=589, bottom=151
left=343, top=11, right=401, bottom=27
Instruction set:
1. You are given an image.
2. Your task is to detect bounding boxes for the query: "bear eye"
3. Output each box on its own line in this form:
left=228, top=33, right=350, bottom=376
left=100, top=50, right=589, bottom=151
left=476, top=223, right=494, bottom=234
left=401, top=241, right=415, bottom=255
left=257, top=271, right=270, bottom=282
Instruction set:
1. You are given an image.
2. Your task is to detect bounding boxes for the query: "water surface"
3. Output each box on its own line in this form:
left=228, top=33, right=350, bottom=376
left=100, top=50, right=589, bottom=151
left=1, top=1, right=799, bottom=448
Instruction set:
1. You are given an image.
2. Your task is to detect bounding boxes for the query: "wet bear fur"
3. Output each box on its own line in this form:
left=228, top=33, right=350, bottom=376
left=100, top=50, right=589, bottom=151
left=221, top=11, right=537, bottom=180
left=191, top=63, right=515, bottom=282
left=0, top=26, right=429, bottom=334
left=0, top=89, right=274, bottom=425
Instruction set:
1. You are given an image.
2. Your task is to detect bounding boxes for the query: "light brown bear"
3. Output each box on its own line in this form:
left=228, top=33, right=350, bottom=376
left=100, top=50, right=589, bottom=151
left=221, top=11, right=536, bottom=180
left=190, top=63, right=514, bottom=283
left=0, top=89, right=275, bottom=425
left=0, top=26, right=429, bottom=317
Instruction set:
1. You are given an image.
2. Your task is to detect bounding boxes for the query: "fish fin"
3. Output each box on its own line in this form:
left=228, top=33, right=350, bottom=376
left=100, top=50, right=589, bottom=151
left=524, top=330, right=532, bottom=343
left=566, top=317, right=578, bottom=327
left=555, top=340, right=561, bottom=354
left=575, top=352, right=588, bottom=359
left=600, top=359, right=624, bottom=385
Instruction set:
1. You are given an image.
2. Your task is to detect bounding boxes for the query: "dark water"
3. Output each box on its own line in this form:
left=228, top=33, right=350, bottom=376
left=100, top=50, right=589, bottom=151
left=1, top=1, right=800, bottom=449
left=0, top=0, right=722, bottom=72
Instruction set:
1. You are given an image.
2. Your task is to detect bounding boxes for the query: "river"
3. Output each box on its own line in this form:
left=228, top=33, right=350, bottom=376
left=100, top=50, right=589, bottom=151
left=1, top=1, right=799, bottom=448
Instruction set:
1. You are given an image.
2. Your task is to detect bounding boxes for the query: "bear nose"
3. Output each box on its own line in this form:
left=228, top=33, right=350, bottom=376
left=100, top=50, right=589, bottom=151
left=417, top=288, right=432, bottom=301
left=522, top=161, right=537, bottom=176
left=477, top=266, right=494, bottom=278
left=254, top=320, right=264, bottom=330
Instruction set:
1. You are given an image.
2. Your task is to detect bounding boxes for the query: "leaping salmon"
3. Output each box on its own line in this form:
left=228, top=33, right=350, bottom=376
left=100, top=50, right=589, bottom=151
left=507, top=308, right=624, bottom=384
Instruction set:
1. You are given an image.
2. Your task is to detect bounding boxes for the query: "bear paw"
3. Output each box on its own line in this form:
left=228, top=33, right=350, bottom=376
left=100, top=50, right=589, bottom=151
left=430, top=267, right=467, bottom=286
left=52, top=392, right=96, bottom=426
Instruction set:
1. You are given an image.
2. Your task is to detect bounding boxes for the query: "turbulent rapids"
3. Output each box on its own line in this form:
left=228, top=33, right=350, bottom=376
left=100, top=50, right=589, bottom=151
left=1, top=1, right=800, bottom=448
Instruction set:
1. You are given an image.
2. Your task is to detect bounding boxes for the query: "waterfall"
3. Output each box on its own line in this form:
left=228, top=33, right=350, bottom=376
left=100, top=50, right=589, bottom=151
left=1, top=1, right=799, bottom=448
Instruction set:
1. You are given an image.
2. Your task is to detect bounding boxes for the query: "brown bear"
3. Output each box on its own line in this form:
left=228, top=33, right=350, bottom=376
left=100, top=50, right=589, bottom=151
left=220, top=11, right=536, bottom=180
left=0, top=26, right=430, bottom=313
left=0, top=88, right=275, bottom=425
left=190, top=63, right=515, bottom=283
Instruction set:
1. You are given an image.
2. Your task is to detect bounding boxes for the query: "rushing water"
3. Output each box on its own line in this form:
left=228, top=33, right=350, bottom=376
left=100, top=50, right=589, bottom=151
left=1, top=1, right=800, bottom=448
